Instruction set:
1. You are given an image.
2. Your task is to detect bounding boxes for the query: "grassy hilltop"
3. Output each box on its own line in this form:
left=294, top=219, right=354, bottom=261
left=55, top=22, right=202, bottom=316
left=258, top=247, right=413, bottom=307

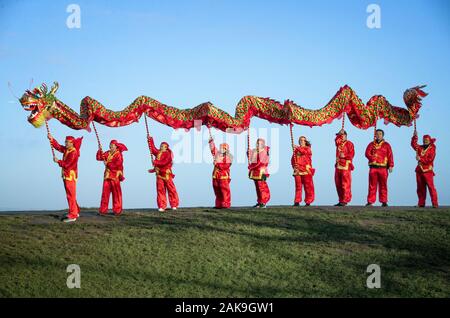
left=0, top=206, right=449, bottom=297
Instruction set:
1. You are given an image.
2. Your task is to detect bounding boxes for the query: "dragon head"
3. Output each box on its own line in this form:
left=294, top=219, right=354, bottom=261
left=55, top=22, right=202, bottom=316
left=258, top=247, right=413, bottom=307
left=403, top=85, right=428, bottom=108
left=19, top=82, right=59, bottom=128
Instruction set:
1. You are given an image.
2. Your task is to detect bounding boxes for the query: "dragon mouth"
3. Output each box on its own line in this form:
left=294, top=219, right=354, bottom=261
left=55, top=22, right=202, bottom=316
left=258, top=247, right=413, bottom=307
left=28, top=108, right=40, bottom=120
left=22, top=103, right=47, bottom=127
left=21, top=101, right=40, bottom=120
left=21, top=100, right=38, bottom=111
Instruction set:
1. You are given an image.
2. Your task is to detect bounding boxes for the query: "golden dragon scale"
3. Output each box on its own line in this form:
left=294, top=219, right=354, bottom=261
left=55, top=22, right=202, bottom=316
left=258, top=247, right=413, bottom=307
left=19, top=82, right=427, bottom=132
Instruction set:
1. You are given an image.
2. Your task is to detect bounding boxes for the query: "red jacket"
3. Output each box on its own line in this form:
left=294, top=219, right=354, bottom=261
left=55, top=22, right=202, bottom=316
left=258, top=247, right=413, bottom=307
left=51, top=138, right=79, bottom=181
left=248, top=146, right=270, bottom=180
left=335, top=136, right=355, bottom=171
left=291, top=145, right=315, bottom=176
left=411, top=135, right=436, bottom=174
left=365, top=140, right=394, bottom=168
left=148, top=137, right=175, bottom=180
left=209, top=140, right=232, bottom=180
left=97, top=150, right=125, bottom=181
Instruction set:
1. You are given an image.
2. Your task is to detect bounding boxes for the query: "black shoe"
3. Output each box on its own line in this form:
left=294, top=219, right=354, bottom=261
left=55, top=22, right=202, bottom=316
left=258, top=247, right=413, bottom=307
left=365, top=203, right=373, bottom=207
left=253, top=203, right=260, bottom=208
left=259, top=204, right=267, bottom=209
left=381, top=203, right=388, bottom=207
left=335, top=202, right=347, bottom=207
left=304, top=203, right=311, bottom=207
left=293, top=203, right=300, bottom=207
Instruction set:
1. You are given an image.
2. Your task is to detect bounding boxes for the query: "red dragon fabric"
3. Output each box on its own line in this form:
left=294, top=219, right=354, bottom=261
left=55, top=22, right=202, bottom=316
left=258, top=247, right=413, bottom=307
left=19, top=82, right=427, bottom=132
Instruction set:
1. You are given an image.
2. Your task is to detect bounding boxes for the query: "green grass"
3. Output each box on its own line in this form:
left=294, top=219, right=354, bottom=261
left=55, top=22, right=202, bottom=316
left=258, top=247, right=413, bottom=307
left=0, top=206, right=449, bottom=297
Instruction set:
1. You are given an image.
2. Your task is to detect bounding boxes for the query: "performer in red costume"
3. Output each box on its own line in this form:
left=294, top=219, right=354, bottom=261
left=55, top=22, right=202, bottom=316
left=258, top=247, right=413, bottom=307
left=291, top=136, right=315, bottom=206
left=248, top=138, right=270, bottom=208
left=411, top=132, right=439, bottom=208
left=96, top=140, right=128, bottom=215
left=365, top=129, right=394, bottom=207
left=147, top=136, right=179, bottom=211
left=334, top=129, right=355, bottom=206
left=48, top=133, right=83, bottom=223
left=209, top=138, right=233, bottom=209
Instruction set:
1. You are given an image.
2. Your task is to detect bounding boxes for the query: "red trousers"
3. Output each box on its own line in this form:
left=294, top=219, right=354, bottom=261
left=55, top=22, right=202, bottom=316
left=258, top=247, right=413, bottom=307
left=416, top=172, right=438, bottom=207
left=63, top=180, right=80, bottom=219
left=99, top=179, right=122, bottom=215
left=254, top=180, right=270, bottom=204
left=335, top=169, right=352, bottom=204
left=213, top=179, right=231, bottom=208
left=294, top=175, right=315, bottom=204
left=367, top=168, right=389, bottom=204
left=156, top=177, right=179, bottom=209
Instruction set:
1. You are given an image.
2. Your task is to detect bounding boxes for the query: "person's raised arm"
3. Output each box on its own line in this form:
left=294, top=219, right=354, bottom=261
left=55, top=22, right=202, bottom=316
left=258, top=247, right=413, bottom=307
left=48, top=135, right=66, bottom=153
left=209, top=138, right=217, bottom=157
left=411, top=133, right=419, bottom=151
left=96, top=149, right=106, bottom=161
left=147, top=136, right=159, bottom=156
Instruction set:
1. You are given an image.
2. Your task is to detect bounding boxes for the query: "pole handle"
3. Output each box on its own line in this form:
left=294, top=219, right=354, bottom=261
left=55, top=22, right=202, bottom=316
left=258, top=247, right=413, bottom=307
left=289, top=123, right=295, bottom=151
left=247, top=125, right=251, bottom=163
left=92, top=122, right=106, bottom=164
left=45, top=120, right=56, bottom=159
left=144, top=114, right=155, bottom=166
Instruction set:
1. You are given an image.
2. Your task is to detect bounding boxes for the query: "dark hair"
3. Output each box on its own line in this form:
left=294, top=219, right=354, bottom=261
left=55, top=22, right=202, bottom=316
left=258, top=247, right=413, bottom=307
left=375, top=129, right=384, bottom=136
left=299, top=136, right=311, bottom=147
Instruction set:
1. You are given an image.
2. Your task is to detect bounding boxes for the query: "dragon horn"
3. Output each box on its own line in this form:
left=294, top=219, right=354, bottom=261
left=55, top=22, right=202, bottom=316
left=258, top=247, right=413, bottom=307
left=50, top=81, right=59, bottom=94
left=40, top=83, right=48, bottom=95
left=34, top=87, right=43, bottom=96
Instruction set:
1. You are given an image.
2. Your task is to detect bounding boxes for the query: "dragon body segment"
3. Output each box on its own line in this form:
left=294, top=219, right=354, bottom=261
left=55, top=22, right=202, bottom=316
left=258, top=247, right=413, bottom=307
left=19, top=82, right=427, bottom=132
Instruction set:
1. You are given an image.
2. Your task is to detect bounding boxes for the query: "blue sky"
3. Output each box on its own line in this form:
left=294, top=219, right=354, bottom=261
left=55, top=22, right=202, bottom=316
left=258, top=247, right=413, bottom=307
left=0, top=0, right=449, bottom=210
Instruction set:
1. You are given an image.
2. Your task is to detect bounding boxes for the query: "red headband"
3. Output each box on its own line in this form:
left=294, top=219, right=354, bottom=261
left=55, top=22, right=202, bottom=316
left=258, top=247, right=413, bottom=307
left=65, top=136, right=83, bottom=151
left=110, top=139, right=128, bottom=152
left=423, top=135, right=436, bottom=144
